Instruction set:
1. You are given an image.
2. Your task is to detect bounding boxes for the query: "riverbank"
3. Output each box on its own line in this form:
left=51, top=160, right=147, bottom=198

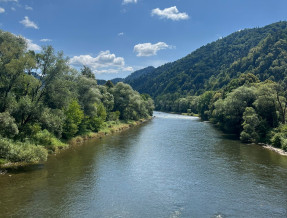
left=259, top=143, right=287, bottom=156
left=68, top=118, right=152, bottom=145
left=0, top=117, right=152, bottom=170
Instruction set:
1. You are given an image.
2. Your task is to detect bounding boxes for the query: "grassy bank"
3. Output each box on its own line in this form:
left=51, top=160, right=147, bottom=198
left=0, top=118, right=152, bottom=169
left=68, top=118, right=151, bottom=145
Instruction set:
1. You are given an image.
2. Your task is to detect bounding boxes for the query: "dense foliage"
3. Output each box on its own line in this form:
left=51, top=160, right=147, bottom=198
left=124, top=21, right=287, bottom=100
left=125, top=21, right=287, bottom=150
left=0, top=30, right=154, bottom=164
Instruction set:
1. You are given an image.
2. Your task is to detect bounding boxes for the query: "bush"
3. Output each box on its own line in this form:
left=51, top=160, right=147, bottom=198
left=271, top=133, right=282, bottom=148
left=270, top=124, right=287, bottom=149
left=0, top=137, right=48, bottom=163
left=108, top=111, right=120, bottom=121
left=281, top=138, right=287, bottom=151
left=33, top=130, right=67, bottom=152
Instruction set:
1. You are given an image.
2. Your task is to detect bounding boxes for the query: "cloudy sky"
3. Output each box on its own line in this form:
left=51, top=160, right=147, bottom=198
left=1, top=0, right=287, bottom=80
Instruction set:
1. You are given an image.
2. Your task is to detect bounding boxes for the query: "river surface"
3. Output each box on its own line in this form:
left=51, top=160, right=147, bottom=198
left=0, top=112, right=287, bottom=217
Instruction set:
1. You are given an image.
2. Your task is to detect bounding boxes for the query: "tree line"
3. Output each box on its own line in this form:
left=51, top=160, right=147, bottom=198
left=0, top=30, right=154, bottom=164
left=121, top=21, right=287, bottom=151
left=156, top=73, right=287, bottom=151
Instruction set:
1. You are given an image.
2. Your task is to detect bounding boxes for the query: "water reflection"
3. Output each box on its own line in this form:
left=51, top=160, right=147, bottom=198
left=0, top=112, right=287, bottom=217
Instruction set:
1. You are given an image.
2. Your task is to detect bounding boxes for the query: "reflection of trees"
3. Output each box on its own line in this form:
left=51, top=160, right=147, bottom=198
left=0, top=123, right=149, bottom=217
left=213, top=131, right=287, bottom=188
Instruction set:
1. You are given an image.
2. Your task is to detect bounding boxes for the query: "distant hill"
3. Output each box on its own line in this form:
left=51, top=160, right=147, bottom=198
left=96, top=66, right=155, bottom=86
left=97, top=79, right=107, bottom=85
left=124, top=21, right=287, bottom=99
left=125, top=66, right=155, bottom=83
left=97, top=78, right=124, bottom=85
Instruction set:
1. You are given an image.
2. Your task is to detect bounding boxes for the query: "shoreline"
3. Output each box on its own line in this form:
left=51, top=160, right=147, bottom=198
left=0, top=117, right=153, bottom=171
left=259, top=143, right=287, bottom=156
left=160, top=111, right=287, bottom=157
left=68, top=117, right=152, bottom=145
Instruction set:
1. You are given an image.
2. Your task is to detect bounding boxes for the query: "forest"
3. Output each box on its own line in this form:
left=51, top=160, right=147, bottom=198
left=160, top=75, right=287, bottom=151
left=126, top=21, right=287, bottom=98
left=1, top=20, right=287, bottom=166
left=126, top=21, right=287, bottom=151
left=0, top=30, right=154, bottom=165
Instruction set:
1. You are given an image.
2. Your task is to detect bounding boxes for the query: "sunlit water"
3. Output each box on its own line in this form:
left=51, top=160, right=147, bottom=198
left=1, top=112, right=287, bottom=217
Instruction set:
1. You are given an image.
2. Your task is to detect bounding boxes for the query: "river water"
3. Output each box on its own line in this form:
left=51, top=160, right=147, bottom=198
left=0, top=112, right=287, bottom=217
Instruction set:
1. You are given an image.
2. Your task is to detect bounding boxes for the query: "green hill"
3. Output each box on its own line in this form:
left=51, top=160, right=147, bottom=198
left=126, top=21, right=287, bottom=99
left=125, top=66, right=155, bottom=83
left=122, top=21, right=287, bottom=148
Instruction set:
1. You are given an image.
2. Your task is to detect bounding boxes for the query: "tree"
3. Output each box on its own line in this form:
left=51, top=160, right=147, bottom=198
left=112, top=82, right=154, bottom=120
left=240, top=107, right=260, bottom=143
left=105, top=80, right=114, bottom=89
left=63, top=100, right=84, bottom=138
left=0, top=112, right=19, bottom=138
left=0, top=47, right=36, bottom=112
left=253, top=82, right=279, bottom=138
left=274, top=83, right=287, bottom=124
left=197, top=91, right=214, bottom=120
left=81, top=65, right=95, bottom=79
left=213, top=86, right=256, bottom=133
left=86, top=102, right=107, bottom=132
left=76, top=76, right=100, bottom=116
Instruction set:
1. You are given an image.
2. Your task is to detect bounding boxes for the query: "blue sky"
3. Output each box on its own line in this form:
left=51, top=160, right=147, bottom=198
left=1, top=0, right=287, bottom=80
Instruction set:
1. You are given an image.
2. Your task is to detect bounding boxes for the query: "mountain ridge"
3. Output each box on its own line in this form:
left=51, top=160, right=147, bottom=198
left=124, top=21, right=287, bottom=99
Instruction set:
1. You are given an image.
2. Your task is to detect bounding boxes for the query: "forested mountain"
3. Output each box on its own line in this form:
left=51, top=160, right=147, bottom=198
left=124, top=21, right=287, bottom=151
left=127, top=21, right=287, bottom=98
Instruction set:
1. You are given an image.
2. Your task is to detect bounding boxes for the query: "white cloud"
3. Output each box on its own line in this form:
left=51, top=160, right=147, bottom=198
left=134, top=42, right=173, bottom=57
left=122, top=0, right=137, bottom=4
left=0, top=7, right=5, bottom=13
left=124, top=66, right=133, bottom=72
left=40, top=38, right=52, bottom=42
left=0, top=0, right=18, bottom=2
left=151, top=6, right=189, bottom=21
left=25, top=5, right=33, bottom=10
left=20, top=16, right=38, bottom=29
left=118, top=32, right=124, bottom=36
left=70, top=50, right=133, bottom=74
left=25, top=38, right=41, bottom=51
left=11, top=7, right=16, bottom=11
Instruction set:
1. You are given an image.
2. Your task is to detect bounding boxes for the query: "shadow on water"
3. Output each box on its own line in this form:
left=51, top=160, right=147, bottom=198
left=0, top=122, right=151, bottom=217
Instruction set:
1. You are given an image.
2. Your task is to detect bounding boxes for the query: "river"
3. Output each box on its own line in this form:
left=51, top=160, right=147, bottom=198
left=0, top=112, right=287, bottom=217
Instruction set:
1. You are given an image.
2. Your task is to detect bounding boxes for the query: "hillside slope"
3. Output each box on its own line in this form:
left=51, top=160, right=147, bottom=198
left=126, top=21, right=287, bottom=98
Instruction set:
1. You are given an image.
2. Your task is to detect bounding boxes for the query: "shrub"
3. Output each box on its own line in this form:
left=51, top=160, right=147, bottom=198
left=271, top=133, right=282, bottom=148
left=281, top=138, right=287, bottom=151
left=270, top=124, right=287, bottom=149
left=108, top=111, right=120, bottom=121
left=0, top=137, right=48, bottom=163
left=33, top=130, right=67, bottom=152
